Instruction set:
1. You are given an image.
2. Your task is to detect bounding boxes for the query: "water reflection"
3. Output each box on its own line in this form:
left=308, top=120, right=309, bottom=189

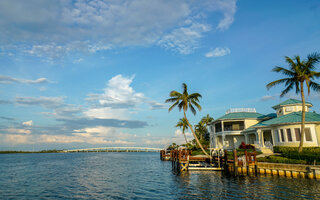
left=0, top=152, right=319, bottom=199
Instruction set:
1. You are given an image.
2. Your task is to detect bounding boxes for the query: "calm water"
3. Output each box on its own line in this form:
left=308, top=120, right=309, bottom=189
left=0, top=152, right=319, bottom=199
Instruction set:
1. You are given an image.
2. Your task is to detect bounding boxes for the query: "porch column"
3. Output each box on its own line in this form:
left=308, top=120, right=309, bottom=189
left=261, top=130, right=265, bottom=147
left=244, top=133, right=248, bottom=144
left=222, top=134, right=225, bottom=149
left=271, top=129, right=275, bottom=145
left=257, top=129, right=262, bottom=146
left=221, top=121, right=224, bottom=132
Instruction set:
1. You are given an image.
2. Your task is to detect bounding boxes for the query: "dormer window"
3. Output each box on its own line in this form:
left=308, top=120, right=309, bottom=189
left=285, top=107, right=293, bottom=112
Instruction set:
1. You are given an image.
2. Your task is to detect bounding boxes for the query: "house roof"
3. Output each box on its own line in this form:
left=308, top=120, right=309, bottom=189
left=257, top=113, right=277, bottom=120
left=272, top=99, right=312, bottom=110
left=215, top=112, right=263, bottom=121
left=252, top=111, right=320, bottom=128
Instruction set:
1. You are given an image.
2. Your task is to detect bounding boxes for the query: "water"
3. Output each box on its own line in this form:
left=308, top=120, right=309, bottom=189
left=0, top=152, right=319, bottom=199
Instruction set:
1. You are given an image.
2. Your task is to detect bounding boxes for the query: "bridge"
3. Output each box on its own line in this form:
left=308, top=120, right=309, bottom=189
left=63, top=147, right=162, bottom=152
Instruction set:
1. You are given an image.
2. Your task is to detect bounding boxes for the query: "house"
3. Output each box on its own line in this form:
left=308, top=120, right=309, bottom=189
left=209, top=99, right=320, bottom=153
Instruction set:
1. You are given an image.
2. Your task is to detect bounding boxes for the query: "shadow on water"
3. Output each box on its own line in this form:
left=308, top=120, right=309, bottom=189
left=0, top=152, right=319, bottom=199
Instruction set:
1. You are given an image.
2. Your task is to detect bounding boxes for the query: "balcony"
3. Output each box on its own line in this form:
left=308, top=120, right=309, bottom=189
left=214, top=121, right=245, bottom=134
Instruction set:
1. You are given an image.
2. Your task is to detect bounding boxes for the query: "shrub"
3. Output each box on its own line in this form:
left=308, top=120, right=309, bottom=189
left=273, top=146, right=320, bottom=165
left=238, top=142, right=255, bottom=150
left=258, top=155, right=308, bottom=165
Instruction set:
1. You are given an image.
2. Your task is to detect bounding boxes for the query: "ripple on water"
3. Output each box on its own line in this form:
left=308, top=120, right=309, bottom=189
left=0, top=152, right=319, bottom=200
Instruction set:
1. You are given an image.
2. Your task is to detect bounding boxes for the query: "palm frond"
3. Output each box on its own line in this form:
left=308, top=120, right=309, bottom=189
left=178, top=101, right=184, bottom=112
left=189, top=104, right=196, bottom=115
left=165, top=97, right=179, bottom=103
left=188, top=93, right=202, bottom=100
left=306, top=80, right=311, bottom=95
left=280, top=82, right=294, bottom=97
left=266, top=78, right=291, bottom=90
left=310, top=81, right=320, bottom=92
left=191, top=100, right=202, bottom=111
left=182, top=83, right=188, bottom=95
left=168, top=101, right=179, bottom=112
left=285, top=56, right=298, bottom=70
left=272, top=66, right=295, bottom=77
left=169, top=91, right=182, bottom=97
left=295, top=81, right=300, bottom=93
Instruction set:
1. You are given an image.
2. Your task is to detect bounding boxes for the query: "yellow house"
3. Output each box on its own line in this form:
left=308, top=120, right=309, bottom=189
left=209, top=99, right=320, bottom=153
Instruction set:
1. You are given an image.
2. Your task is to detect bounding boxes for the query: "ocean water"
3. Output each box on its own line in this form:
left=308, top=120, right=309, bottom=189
left=0, top=152, right=319, bottom=199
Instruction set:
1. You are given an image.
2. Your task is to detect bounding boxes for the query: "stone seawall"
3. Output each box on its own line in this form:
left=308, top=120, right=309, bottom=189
left=228, top=162, right=320, bottom=179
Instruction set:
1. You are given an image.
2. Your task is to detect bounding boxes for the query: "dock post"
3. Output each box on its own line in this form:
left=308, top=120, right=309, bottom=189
left=245, top=150, right=249, bottom=176
left=254, top=151, right=258, bottom=176
left=224, top=150, right=229, bottom=174
left=233, top=149, right=238, bottom=176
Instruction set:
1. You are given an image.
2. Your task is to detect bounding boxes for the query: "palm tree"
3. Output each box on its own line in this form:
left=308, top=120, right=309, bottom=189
left=201, top=114, right=214, bottom=127
left=165, top=83, right=209, bottom=156
left=266, top=52, right=320, bottom=152
left=195, top=121, right=206, bottom=141
left=176, top=118, right=189, bottom=144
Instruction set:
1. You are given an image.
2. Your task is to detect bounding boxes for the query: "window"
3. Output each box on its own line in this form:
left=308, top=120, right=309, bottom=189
left=286, top=129, right=292, bottom=142
left=305, top=128, right=312, bottom=142
left=294, top=128, right=301, bottom=141
left=285, top=107, right=293, bottom=112
left=280, top=129, right=285, bottom=142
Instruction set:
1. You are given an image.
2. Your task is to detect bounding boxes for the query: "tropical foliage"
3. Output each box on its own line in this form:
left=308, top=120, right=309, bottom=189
left=267, top=52, right=320, bottom=152
left=165, top=83, right=209, bottom=156
left=176, top=118, right=189, bottom=144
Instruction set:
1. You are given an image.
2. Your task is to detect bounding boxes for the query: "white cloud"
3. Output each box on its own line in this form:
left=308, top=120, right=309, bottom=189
left=174, top=129, right=192, bottom=137
left=205, top=47, right=231, bottom=57
left=261, top=95, right=276, bottom=101
left=22, top=120, right=33, bottom=126
left=3, top=134, right=32, bottom=144
left=6, top=128, right=31, bottom=134
left=214, top=0, right=237, bottom=30
left=87, top=74, right=145, bottom=108
left=0, top=126, right=135, bottom=145
left=0, top=75, right=50, bottom=84
left=16, top=96, right=65, bottom=109
left=158, top=22, right=210, bottom=54
left=0, top=0, right=237, bottom=58
left=84, top=107, right=128, bottom=120
left=148, top=101, right=167, bottom=110
left=73, top=58, right=84, bottom=63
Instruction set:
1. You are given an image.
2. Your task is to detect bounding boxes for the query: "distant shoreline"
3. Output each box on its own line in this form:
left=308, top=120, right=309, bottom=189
left=0, top=150, right=157, bottom=154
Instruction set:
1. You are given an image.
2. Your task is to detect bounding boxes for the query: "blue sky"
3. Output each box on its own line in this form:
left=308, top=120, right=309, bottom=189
left=1, top=0, right=320, bottom=150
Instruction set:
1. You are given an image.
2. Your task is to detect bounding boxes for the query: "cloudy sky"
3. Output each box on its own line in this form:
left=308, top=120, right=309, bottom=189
left=1, top=0, right=320, bottom=150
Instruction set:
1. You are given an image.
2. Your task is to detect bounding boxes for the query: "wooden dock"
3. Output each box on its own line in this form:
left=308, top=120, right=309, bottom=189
left=161, top=148, right=320, bottom=179
left=161, top=149, right=224, bottom=172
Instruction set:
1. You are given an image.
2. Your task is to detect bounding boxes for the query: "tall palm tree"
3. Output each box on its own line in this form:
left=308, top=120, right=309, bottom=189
left=176, top=118, right=189, bottom=144
left=165, top=83, right=209, bottom=156
left=266, top=52, right=320, bottom=152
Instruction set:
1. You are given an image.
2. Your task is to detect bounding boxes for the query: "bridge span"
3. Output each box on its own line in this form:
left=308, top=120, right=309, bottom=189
left=63, top=147, right=162, bottom=152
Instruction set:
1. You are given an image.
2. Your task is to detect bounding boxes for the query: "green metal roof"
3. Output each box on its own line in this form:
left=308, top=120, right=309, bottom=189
left=216, top=112, right=263, bottom=121
left=257, top=113, right=277, bottom=120
left=252, top=111, right=320, bottom=128
left=272, top=99, right=312, bottom=109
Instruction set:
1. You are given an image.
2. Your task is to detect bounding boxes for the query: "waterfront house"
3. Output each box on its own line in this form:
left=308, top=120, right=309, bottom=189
left=209, top=99, right=320, bottom=153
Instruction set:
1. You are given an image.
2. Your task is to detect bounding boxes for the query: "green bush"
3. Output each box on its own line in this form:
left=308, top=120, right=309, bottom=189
left=273, top=146, right=320, bottom=164
left=257, top=155, right=308, bottom=165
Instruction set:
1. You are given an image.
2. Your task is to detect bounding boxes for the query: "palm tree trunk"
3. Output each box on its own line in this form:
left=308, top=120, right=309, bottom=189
left=183, top=131, right=188, bottom=145
left=298, top=81, right=305, bottom=153
left=183, top=111, right=209, bottom=156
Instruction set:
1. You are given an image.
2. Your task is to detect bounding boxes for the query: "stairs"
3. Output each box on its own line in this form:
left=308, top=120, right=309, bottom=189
left=257, top=147, right=273, bottom=154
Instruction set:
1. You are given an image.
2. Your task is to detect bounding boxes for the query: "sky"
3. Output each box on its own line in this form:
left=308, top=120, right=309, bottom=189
left=1, top=0, right=320, bottom=150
